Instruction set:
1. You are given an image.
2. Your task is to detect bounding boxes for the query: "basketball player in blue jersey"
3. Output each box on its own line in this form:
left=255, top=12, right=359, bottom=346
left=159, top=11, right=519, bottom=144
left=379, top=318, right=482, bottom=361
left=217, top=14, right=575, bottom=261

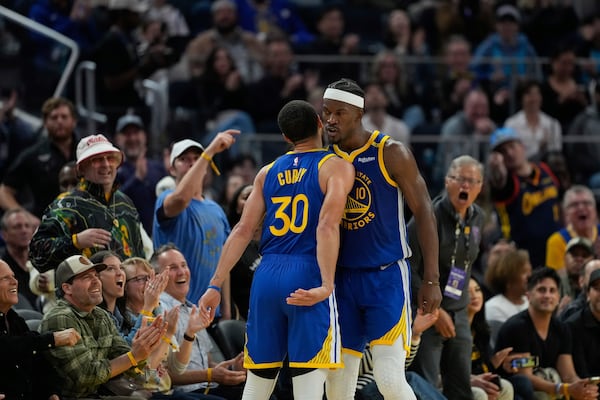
left=199, top=99, right=355, bottom=400
left=322, top=78, right=442, bottom=400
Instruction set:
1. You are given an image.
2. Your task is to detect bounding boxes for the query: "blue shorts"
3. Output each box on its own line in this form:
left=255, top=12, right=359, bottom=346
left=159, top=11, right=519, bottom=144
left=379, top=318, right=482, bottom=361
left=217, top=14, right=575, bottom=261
left=335, top=259, right=412, bottom=356
left=244, top=254, right=342, bottom=369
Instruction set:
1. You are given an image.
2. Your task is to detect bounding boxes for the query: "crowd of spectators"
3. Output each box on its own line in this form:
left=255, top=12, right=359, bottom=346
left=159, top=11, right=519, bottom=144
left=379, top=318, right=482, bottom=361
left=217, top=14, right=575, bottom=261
left=3, top=0, right=600, bottom=399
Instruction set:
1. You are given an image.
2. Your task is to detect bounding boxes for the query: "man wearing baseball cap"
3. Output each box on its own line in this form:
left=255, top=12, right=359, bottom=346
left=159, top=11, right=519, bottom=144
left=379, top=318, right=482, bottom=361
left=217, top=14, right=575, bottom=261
left=152, top=129, right=239, bottom=306
left=114, top=113, right=167, bottom=233
left=40, top=254, right=165, bottom=398
left=487, top=126, right=561, bottom=269
left=30, top=134, right=145, bottom=273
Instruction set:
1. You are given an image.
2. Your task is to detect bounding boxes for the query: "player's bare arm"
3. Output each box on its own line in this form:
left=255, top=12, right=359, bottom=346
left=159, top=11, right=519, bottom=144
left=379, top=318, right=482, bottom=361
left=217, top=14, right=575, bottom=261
left=199, top=165, right=267, bottom=320
left=287, top=156, right=355, bottom=306
left=383, top=139, right=442, bottom=313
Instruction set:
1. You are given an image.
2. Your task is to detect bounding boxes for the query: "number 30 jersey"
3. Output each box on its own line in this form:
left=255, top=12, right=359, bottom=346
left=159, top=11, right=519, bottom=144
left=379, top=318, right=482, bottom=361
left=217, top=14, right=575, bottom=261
left=331, top=131, right=411, bottom=269
left=260, top=149, right=337, bottom=257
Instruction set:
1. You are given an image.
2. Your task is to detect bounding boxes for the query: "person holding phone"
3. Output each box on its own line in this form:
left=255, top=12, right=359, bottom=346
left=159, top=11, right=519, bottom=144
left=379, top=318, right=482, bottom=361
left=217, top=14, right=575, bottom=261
left=495, top=267, right=598, bottom=400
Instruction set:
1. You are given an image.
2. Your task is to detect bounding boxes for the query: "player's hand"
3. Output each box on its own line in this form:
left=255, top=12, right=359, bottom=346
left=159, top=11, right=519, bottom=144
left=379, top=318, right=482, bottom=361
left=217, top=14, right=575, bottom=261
left=286, top=285, right=331, bottom=307
left=199, top=287, right=221, bottom=322
left=417, top=282, right=442, bottom=314
left=53, top=328, right=81, bottom=347
left=433, top=309, right=455, bottom=338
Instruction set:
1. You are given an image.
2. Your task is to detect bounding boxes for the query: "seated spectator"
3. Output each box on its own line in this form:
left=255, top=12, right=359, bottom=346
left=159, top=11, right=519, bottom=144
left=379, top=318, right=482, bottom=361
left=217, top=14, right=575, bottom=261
left=184, top=0, right=265, bottom=82
left=433, top=89, right=495, bottom=188
left=467, top=278, right=514, bottom=400
left=495, top=267, right=598, bottom=400
left=58, top=161, right=79, bottom=194
left=0, top=90, right=38, bottom=181
left=541, top=43, right=588, bottom=134
left=247, top=37, right=314, bottom=134
left=487, top=127, right=561, bottom=268
left=115, top=113, right=168, bottom=233
left=0, top=97, right=77, bottom=221
left=0, top=259, right=81, bottom=400
left=566, top=78, right=600, bottom=188
left=171, top=46, right=255, bottom=158
left=0, top=208, right=37, bottom=307
left=370, top=49, right=425, bottom=131
left=218, top=173, right=244, bottom=210
left=438, top=35, right=476, bottom=121
left=361, top=82, right=410, bottom=144
left=504, top=80, right=562, bottom=161
left=564, top=269, right=600, bottom=377
left=557, top=238, right=595, bottom=316
left=471, top=5, right=542, bottom=119
left=546, top=185, right=599, bottom=271
left=151, top=244, right=247, bottom=398
left=40, top=254, right=166, bottom=398
left=29, top=134, right=146, bottom=273
left=381, top=9, right=435, bottom=113
left=233, top=0, right=314, bottom=46
left=296, top=5, right=362, bottom=85
left=484, top=248, right=532, bottom=338
left=560, top=259, right=600, bottom=322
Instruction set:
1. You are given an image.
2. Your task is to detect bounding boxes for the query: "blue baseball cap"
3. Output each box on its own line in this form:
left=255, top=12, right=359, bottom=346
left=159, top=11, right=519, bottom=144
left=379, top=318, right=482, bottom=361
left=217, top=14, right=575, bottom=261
left=489, top=127, right=521, bottom=151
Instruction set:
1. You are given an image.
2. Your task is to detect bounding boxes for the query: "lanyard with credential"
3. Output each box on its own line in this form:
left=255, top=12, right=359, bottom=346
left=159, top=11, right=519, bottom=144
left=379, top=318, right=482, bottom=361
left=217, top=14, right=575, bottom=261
left=445, top=220, right=471, bottom=300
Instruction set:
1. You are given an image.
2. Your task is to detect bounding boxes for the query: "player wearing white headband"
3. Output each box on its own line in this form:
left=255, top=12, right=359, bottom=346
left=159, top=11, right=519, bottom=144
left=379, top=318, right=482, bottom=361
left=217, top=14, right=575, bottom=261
left=323, top=78, right=442, bottom=400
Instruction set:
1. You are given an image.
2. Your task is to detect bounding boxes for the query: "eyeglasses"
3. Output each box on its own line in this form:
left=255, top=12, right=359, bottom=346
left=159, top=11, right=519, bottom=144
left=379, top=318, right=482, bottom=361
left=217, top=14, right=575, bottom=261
left=447, top=175, right=482, bottom=186
left=126, top=275, right=149, bottom=284
left=90, top=154, right=122, bottom=166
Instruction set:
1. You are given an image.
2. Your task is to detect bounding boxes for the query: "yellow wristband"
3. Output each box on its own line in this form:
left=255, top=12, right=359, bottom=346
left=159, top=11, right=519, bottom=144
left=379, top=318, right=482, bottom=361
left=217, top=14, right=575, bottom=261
left=140, top=310, right=153, bottom=317
left=201, top=152, right=221, bottom=176
left=161, top=335, right=179, bottom=352
left=206, top=367, right=213, bottom=382
left=563, top=383, right=570, bottom=400
left=72, top=234, right=80, bottom=249
left=126, top=351, right=137, bottom=366
left=126, top=351, right=143, bottom=374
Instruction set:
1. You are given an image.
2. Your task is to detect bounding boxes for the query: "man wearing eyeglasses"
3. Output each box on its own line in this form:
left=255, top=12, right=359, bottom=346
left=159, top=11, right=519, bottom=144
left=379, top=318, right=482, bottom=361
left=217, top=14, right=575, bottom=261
left=546, top=185, right=599, bottom=272
left=29, top=134, right=146, bottom=274
left=408, top=155, right=486, bottom=399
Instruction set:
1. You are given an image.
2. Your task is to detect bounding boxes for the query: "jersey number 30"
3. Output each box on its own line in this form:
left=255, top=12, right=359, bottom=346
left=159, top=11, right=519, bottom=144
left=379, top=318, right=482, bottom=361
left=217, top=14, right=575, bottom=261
left=269, top=195, right=309, bottom=236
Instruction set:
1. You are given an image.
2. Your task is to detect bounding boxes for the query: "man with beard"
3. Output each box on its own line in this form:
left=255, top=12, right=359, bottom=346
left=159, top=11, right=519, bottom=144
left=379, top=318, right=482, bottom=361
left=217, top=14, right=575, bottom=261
left=114, top=113, right=167, bottom=233
left=0, top=97, right=78, bottom=220
left=185, top=0, right=265, bottom=83
left=495, top=267, right=598, bottom=400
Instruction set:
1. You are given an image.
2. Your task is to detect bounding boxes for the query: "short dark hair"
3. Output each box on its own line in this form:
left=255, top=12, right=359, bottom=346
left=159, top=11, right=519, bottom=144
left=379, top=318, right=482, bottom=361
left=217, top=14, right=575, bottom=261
left=527, top=267, right=560, bottom=291
left=277, top=100, right=319, bottom=143
left=327, top=78, right=365, bottom=98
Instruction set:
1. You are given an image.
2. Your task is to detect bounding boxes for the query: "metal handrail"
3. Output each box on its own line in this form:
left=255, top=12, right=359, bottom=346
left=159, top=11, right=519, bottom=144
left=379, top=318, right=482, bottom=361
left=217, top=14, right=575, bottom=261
left=0, top=4, right=79, bottom=99
left=75, top=61, right=107, bottom=134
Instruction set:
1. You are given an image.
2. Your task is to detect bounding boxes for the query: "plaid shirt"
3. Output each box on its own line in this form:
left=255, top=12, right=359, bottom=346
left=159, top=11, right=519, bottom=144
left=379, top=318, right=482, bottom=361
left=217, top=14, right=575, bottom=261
left=40, top=299, right=132, bottom=398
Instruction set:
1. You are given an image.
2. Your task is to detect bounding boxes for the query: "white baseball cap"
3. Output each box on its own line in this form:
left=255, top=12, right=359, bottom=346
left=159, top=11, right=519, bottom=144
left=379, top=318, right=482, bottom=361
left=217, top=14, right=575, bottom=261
left=76, top=134, right=123, bottom=165
left=169, top=139, right=205, bottom=166
left=56, top=255, right=107, bottom=287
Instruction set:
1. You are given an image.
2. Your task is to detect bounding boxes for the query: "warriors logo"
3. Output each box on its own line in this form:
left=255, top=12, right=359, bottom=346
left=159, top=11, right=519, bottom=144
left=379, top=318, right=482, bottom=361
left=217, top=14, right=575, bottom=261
left=342, top=172, right=375, bottom=230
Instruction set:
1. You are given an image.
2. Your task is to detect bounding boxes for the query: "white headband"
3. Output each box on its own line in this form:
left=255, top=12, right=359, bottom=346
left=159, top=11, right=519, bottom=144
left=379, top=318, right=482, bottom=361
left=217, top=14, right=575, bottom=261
left=323, top=88, right=364, bottom=109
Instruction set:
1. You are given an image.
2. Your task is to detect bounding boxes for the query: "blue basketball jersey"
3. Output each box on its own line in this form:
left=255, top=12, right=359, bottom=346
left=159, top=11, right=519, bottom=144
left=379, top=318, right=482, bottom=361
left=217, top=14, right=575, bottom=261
left=331, top=131, right=410, bottom=268
left=260, top=150, right=336, bottom=256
